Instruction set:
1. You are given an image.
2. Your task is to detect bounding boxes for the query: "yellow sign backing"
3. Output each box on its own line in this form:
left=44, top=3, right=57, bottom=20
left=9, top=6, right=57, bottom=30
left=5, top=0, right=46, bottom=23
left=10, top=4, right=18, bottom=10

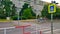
left=48, top=4, right=56, bottom=13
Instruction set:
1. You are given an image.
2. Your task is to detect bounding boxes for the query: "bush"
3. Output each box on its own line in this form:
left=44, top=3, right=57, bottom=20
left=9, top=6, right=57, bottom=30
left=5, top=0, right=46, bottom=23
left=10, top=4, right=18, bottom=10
left=11, top=16, right=21, bottom=20
left=21, top=16, right=27, bottom=20
left=0, top=15, right=6, bottom=19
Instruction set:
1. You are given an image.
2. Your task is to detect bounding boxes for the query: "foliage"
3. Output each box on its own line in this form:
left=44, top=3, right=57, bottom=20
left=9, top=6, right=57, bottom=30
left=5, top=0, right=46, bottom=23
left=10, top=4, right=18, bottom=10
left=11, top=16, right=21, bottom=20
left=0, top=0, right=16, bottom=19
left=20, top=3, right=36, bottom=20
left=42, top=4, right=60, bottom=19
left=22, top=7, right=36, bottom=19
left=20, top=3, right=29, bottom=16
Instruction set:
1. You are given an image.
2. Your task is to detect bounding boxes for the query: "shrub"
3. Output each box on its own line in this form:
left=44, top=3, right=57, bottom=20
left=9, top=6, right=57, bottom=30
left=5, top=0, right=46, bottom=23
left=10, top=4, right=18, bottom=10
left=11, top=16, right=21, bottom=20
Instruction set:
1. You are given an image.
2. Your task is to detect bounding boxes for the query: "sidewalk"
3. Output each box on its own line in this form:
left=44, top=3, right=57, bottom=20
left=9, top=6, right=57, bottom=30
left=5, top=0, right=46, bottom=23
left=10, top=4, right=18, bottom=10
left=0, top=19, right=60, bottom=23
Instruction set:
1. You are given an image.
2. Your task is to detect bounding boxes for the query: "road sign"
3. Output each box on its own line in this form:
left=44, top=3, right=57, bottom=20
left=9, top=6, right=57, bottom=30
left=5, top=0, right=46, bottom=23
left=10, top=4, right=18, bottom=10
left=48, top=4, right=56, bottom=13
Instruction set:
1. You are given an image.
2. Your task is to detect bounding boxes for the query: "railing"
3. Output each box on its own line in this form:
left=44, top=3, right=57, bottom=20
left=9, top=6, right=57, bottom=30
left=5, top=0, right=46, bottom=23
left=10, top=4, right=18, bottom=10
left=0, top=25, right=42, bottom=34
left=0, top=27, right=15, bottom=34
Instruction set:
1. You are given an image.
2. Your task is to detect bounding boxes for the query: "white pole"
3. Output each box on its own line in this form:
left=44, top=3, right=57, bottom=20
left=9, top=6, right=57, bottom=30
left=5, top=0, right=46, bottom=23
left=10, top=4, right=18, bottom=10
left=18, top=11, right=19, bottom=25
left=4, top=29, right=6, bottom=34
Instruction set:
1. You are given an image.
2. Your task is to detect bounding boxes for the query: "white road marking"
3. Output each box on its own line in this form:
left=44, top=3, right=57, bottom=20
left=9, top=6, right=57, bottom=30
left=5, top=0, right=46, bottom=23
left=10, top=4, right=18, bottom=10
left=41, top=28, right=51, bottom=31
left=30, top=28, right=51, bottom=33
left=30, top=28, right=60, bottom=34
left=44, top=29, right=60, bottom=33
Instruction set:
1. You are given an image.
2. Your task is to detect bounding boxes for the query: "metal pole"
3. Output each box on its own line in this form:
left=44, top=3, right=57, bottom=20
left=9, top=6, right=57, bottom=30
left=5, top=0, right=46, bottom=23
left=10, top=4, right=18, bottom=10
left=4, top=29, right=6, bottom=34
left=23, top=27, right=24, bottom=34
left=21, top=13, right=22, bottom=20
left=18, top=11, right=19, bottom=25
left=36, top=14, right=38, bottom=34
left=51, top=14, right=53, bottom=34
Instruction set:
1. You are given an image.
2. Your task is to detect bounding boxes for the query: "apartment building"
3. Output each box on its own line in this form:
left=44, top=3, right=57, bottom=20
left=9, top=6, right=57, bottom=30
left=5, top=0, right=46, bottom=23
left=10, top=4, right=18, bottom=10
left=11, top=0, right=45, bottom=16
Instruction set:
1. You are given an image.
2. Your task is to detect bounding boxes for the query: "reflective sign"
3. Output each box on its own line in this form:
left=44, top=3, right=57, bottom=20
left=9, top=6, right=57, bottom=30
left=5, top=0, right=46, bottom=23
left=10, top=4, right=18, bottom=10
left=48, top=4, right=56, bottom=13
left=50, top=6, right=54, bottom=11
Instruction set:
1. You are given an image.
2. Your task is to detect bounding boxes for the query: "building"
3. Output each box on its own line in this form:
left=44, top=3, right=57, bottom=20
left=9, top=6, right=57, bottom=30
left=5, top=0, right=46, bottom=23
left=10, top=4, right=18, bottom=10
left=11, top=0, right=46, bottom=16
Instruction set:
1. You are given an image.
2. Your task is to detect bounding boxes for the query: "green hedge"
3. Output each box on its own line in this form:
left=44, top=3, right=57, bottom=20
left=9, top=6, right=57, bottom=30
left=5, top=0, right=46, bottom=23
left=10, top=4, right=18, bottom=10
left=11, top=16, right=21, bottom=20
left=0, top=15, right=6, bottom=19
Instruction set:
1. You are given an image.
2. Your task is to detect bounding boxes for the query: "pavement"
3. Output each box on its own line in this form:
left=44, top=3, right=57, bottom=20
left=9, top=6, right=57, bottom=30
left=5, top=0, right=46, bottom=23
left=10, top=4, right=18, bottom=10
left=0, top=19, right=60, bottom=34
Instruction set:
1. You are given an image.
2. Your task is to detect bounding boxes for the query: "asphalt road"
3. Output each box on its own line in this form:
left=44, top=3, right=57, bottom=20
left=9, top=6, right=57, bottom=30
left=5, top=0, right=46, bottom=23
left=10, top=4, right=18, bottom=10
left=0, top=20, right=60, bottom=34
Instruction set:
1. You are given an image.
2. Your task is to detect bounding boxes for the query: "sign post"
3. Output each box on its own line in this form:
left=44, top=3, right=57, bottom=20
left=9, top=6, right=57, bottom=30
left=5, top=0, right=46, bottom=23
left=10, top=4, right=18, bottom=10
left=51, top=13, right=53, bottom=34
left=48, top=3, right=56, bottom=34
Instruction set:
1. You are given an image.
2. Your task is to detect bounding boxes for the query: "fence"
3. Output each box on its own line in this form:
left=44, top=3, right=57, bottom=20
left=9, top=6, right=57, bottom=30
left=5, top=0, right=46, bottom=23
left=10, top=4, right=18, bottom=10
left=0, top=27, right=15, bottom=34
left=0, top=25, right=42, bottom=34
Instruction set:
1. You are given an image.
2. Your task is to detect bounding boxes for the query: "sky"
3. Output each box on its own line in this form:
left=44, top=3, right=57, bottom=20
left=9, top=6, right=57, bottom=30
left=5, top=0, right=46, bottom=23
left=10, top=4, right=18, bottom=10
left=42, top=0, right=60, bottom=5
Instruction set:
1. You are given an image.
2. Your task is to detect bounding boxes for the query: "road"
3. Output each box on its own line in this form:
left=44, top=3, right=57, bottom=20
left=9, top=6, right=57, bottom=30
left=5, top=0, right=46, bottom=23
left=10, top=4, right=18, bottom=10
left=0, top=20, right=60, bottom=34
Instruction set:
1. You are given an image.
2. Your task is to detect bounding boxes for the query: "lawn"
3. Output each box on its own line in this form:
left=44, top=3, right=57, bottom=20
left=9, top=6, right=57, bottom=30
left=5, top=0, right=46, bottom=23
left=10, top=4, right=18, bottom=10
left=0, top=19, right=13, bottom=22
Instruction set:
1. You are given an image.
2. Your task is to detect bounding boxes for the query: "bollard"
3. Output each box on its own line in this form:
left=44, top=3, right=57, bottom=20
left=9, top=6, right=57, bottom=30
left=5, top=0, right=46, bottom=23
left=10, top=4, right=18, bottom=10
left=40, top=31, right=42, bottom=34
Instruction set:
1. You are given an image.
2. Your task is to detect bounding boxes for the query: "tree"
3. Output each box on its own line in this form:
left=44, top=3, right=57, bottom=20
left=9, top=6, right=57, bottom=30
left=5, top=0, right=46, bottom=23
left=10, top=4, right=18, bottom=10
left=42, top=4, right=60, bottom=19
left=22, top=8, right=32, bottom=19
left=22, top=7, right=35, bottom=19
left=20, top=3, right=29, bottom=16
left=0, top=0, right=16, bottom=19
left=20, top=3, right=36, bottom=19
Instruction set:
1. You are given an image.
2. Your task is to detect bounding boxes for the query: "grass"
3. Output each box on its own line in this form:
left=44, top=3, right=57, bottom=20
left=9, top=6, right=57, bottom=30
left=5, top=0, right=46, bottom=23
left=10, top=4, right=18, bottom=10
left=0, top=19, right=13, bottom=22
left=0, top=19, right=35, bottom=23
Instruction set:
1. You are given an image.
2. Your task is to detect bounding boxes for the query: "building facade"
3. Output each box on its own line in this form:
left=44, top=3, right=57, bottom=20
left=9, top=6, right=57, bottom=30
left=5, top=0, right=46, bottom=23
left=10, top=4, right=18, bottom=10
left=12, top=0, right=45, bottom=16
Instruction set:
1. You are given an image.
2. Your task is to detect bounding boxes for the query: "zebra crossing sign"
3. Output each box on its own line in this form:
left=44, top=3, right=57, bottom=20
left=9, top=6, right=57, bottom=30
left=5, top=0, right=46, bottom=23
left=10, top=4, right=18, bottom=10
left=48, top=4, right=56, bottom=13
